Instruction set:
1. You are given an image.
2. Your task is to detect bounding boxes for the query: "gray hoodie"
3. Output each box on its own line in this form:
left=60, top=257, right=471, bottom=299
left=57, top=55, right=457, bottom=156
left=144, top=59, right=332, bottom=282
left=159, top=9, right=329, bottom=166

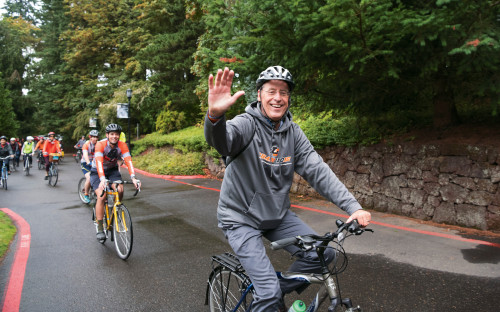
left=204, top=101, right=362, bottom=230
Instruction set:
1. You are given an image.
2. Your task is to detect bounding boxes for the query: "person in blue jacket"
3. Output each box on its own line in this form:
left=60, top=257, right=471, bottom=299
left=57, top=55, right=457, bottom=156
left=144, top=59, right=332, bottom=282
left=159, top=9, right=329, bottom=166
left=204, top=66, right=372, bottom=312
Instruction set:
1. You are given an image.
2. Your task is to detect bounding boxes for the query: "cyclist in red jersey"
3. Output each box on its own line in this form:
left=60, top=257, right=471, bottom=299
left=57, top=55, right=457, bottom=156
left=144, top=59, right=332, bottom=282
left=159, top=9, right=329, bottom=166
left=42, top=132, right=62, bottom=180
left=90, top=123, right=140, bottom=241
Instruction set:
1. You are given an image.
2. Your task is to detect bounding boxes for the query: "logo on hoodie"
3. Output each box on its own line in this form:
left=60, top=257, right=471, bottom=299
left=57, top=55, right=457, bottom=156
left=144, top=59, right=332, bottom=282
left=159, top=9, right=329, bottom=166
left=259, top=146, right=291, bottom=164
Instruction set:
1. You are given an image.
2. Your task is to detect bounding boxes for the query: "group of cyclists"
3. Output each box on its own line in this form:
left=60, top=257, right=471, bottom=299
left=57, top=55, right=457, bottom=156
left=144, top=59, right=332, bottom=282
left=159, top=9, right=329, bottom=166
left=0, top=135, right=58, bottom=176
left=3, top=124, right=140, bottom=241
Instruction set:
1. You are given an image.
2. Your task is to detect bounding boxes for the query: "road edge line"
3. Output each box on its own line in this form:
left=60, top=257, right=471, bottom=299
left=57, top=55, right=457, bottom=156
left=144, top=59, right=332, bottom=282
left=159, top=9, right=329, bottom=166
left=1, top=208, right=31, bottom=312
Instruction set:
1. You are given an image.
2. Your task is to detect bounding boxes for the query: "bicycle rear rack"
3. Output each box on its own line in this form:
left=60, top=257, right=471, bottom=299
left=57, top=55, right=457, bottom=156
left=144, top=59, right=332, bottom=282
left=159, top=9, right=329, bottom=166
left=211, top=252, right=245, bottom=273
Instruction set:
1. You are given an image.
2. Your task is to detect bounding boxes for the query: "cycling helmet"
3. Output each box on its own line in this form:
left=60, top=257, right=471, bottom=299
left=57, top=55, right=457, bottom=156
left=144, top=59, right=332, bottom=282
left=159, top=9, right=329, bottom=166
left=105, top=123, right=122, bottom=133
left=256, top=65, right=295, bottom=91
left=10, top=138, right=15, bottom=141
left=48, top=132, right=56, bottom=136
left=27, top=136, right=34, bottom=141
left=89, top=130, right=99, bottom=137
left=0, top=136, right=7, bottom=140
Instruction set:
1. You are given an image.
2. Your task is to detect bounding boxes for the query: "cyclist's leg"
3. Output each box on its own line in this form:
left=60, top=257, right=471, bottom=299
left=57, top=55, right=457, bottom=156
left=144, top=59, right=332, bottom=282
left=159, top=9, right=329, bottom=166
left=44, top=156, right=50, bottom=178
left=265, top=210, right=335, bottom=295
left=81, top=163, right=92, bottom=195
left=84, top=172, right=91, bottom=195
left=90, top=171, right=106, bottom=239
left=224, top=225, right=282, bottom=312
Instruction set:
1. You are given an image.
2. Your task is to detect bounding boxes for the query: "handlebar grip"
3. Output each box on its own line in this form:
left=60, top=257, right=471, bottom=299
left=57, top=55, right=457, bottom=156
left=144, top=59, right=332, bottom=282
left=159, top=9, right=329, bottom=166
left=133, top=180, right=141, bottom=196
left=270, top=237, right=298, bottom=250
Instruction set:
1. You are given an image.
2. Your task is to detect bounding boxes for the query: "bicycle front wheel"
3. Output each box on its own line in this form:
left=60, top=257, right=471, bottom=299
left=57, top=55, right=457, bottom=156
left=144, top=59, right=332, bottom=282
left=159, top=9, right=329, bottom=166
left=208, top=267, right=254, bottom=312
left=38, top=156, right=43, bottom=170
left=113, top=204, right=133, bottom=260
left=48, top=166, right=58, bottom=186
left=24, top=158, right=29, bottom=176
left=2, top=171, right=7, bottom=190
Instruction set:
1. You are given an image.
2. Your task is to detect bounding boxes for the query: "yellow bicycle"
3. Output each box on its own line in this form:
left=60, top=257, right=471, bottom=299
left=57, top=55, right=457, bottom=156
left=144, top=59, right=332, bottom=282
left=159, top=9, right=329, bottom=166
left=92, top=179, right=140, bottom=260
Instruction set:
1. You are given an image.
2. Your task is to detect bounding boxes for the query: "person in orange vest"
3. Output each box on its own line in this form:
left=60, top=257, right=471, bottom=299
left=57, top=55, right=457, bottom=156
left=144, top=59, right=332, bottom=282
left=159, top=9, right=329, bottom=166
left=42, top=132, right=61, bottom=180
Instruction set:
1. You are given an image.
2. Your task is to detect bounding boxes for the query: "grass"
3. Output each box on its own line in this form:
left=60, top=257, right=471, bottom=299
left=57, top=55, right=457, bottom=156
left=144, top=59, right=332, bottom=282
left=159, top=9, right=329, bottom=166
left=133, top=149, right=206, bottom=176
left=0, top=211, right=17, bottom=260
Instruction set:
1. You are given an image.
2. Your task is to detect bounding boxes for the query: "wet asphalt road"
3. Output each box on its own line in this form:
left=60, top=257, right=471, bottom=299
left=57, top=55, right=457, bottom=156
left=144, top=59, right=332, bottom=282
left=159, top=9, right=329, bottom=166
left=0, top=157, right=499, bottom=311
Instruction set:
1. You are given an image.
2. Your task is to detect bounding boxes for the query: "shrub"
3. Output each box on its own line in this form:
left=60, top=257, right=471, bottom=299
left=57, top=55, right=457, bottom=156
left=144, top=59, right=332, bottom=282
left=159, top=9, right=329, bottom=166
left=133, top=149, right=205, bottom=175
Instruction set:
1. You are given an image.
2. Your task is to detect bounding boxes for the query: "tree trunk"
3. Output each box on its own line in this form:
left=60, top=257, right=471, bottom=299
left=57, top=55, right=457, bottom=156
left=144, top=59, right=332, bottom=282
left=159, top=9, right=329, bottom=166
left=433, top=73, right=459, bottom=129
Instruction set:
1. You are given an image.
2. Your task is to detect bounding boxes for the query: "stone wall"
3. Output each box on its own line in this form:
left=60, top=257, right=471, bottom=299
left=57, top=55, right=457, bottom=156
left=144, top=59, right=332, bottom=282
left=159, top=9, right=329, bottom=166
left=205, top=142, right=500, bottom=231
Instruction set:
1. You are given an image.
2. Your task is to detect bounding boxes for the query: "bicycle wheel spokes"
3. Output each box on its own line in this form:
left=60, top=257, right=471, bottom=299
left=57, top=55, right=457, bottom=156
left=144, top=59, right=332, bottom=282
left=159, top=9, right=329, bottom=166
left=209, top=268, right=253, bottom=312
left=113, top=204, right=133, bottom=260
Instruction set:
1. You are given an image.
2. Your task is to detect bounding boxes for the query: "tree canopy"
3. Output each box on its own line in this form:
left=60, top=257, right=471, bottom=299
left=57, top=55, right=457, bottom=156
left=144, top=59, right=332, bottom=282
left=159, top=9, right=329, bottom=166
left=0, top=0, right=498, bottom=142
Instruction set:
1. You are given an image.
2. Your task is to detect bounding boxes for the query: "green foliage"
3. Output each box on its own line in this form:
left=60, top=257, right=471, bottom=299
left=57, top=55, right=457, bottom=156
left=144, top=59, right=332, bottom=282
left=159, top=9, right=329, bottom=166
left=0, top=211, right=17, bottom=259
left=133, top=149, right=205, bottom=175
left=132, top=126, right=211, bottom=156
left=0, top=77, right=19, bottom=136
left=193, top=0, right=500, bottom=128
left=296, top=114, right=361, bottom=148
left=0, top=17, right=38, bottom=136
left=155, top=101, right=189, bottom=134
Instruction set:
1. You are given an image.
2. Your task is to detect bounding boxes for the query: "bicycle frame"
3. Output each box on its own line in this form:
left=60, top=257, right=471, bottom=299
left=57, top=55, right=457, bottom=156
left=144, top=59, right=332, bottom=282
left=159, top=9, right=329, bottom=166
left=103, top=186, right=128, bottom=233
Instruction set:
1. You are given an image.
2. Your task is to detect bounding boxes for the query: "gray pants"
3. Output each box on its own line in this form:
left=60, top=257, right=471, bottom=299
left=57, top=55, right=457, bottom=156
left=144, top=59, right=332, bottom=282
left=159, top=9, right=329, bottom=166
left=223, top=210, right=335, bottom=312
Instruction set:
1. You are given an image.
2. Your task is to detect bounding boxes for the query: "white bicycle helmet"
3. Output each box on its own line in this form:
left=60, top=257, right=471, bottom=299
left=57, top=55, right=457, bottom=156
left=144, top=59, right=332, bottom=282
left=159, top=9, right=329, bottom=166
left=256, top=65, right=295, bottom=91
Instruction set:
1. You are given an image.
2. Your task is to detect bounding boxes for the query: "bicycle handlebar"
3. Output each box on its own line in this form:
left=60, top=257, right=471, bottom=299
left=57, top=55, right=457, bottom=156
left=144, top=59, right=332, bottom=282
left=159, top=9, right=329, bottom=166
left=270, top=220, right=372, bottom=251
left=99, top=179, right=141, bottom=197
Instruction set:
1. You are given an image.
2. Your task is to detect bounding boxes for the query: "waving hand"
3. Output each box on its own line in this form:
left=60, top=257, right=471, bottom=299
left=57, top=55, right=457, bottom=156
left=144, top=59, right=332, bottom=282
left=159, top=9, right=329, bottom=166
left=208, top=67, right=245, bottom=118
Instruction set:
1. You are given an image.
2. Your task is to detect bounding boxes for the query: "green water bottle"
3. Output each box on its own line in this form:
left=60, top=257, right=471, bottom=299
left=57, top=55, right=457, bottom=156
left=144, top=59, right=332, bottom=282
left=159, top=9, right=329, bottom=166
left=288, top=300, right=307, bottom=312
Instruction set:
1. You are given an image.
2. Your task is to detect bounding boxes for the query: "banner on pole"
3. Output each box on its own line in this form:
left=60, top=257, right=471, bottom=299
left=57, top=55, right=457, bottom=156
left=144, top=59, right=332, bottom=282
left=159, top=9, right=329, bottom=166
left=117, top=103, right=129, bottom=119
left=89, top=118, right=97, bottom=128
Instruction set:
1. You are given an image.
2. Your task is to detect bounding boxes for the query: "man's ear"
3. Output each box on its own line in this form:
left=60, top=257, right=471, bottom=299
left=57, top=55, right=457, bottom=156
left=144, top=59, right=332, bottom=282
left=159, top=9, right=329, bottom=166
left=257, top=89, right=261, bottom=102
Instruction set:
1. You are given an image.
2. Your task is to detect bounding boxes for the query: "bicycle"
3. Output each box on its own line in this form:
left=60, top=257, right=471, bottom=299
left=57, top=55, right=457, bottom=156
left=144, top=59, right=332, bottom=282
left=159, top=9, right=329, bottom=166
left=47, top=153, right=60, bottom=187
left=206, top=220, right=373, bottom=312
left=0, top=156, right=12, bottom=190
left=92, top=179, right=140, bottom=260
left=74, top=149, right=82, bottom=163
left=37, top=151, right=44, bottom=170
left=23, top=153, right=32, bottom=176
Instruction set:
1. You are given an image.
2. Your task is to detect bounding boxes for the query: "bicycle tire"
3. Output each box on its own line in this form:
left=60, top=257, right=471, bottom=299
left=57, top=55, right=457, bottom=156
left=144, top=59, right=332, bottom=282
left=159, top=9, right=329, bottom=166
left=48, top=165, right=58, bottom=186
left=38, top=156, right=43, bottom=170
left=113, top=204, right=133, bottom=260
left=208, top=267, right=254, bottom=312
left=78, top=177, right=94, bottom=204
left=24, top=158, right=29, bottom=176
left=2, top=171, right=7, bottom=190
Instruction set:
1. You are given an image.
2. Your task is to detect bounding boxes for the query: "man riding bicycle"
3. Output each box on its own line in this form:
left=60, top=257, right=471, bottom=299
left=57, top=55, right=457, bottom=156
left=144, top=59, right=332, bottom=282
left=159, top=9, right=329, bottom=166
left=80, top=130, right=99, bottom=203
left=90, top=123, right=140, bottom=241
left=204, top=66, right=371, bottom=312
left=0, top=136, right=14, bottom=174
left=21, top=136, right=35, bottom=169
left=42, top=132, right=62, bottom=180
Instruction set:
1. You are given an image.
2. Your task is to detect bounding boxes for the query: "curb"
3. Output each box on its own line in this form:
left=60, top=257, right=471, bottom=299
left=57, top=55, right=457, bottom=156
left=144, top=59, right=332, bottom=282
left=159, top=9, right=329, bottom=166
left=0, top=208, right=31, bottom=312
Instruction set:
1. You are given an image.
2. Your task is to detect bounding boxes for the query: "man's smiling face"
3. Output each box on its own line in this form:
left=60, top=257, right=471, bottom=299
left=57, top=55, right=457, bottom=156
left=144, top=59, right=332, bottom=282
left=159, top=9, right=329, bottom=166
left=258, top=80, right=290, bottom=122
